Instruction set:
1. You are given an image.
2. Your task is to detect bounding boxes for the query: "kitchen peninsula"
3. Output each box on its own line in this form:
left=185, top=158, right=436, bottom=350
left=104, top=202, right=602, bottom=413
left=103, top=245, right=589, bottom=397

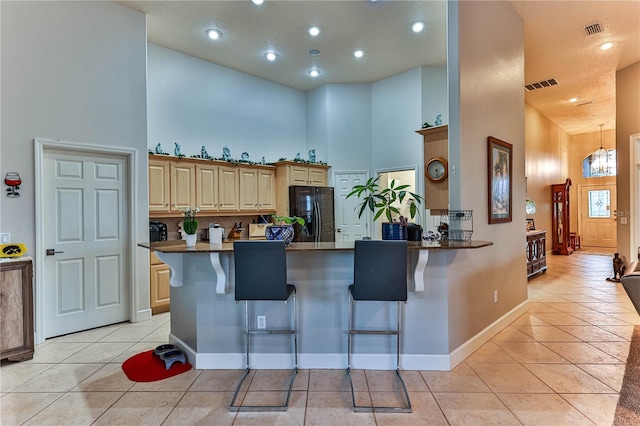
left=138, top=239, right=492, bottom=371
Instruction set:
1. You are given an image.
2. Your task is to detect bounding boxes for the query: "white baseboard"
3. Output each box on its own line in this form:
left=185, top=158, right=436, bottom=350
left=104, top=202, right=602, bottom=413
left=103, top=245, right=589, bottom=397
left=134, top=308, right=152, bottom=323
left=448, top=300, right=529, bottom=369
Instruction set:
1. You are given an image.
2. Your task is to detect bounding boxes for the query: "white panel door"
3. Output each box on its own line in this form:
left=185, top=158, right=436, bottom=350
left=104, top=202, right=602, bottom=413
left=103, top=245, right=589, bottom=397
left=43, top=150, right=128, bottom=338
left=334, top=172, right=369, bottom=242
left=580, top=184, right=617, bottom=248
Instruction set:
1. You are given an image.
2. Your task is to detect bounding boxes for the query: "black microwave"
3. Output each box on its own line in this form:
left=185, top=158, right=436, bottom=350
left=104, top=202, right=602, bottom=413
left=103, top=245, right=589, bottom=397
left=149, top=221, right=168, bottom=241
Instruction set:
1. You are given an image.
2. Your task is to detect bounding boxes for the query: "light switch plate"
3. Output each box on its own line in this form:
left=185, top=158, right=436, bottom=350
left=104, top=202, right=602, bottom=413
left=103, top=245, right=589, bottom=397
left=1, top=233, right=10, bottom=244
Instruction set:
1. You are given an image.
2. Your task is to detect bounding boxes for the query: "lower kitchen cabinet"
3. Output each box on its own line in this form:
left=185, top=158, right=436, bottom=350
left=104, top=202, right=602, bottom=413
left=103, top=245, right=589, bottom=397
left=1, top=258, right=34, bottom=362
left=150, top=252, right=170, bottom=314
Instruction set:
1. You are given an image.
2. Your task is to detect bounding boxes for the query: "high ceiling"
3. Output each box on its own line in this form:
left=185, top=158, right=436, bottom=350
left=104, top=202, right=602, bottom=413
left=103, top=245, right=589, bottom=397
left=117, top=0, right=640, bottom=136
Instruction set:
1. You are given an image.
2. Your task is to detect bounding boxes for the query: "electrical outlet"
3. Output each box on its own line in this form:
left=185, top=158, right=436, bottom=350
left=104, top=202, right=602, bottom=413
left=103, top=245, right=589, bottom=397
left=0, top=233, right=10, bottom=244
left=257, top=315, right=266, bottom=329
left=493, top=290, right=498, bottom=303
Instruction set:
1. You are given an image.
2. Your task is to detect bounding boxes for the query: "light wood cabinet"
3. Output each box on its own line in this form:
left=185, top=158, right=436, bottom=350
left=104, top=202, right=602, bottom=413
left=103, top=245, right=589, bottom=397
left=275, top=161, right=330, bottom=216
left=149, top=155, right=326, bottom=217
left=258, top=169, right=276, bottom=211
left=196, top=163, right=219, bottom=211
left=149, top=158, right=171, bottom=213
left=417, top=125, right=449, bottom=210
left=170, top=162, right=196, bottom=210
left=239, top=167, right=276, bottom=212
left=218, top=165, right=240, bottom=211
left=1, top=258, right=34, bottom=362
left=150, top=251, right=170, bottom=314
left=239, top=167, right=259, bottom=211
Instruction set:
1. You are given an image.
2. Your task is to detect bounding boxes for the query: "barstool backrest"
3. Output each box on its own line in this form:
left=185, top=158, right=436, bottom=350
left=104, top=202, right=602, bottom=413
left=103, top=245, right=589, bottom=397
left=234, top=240, right=289, bottom=301
left=352, top=240, right=408, bottom=301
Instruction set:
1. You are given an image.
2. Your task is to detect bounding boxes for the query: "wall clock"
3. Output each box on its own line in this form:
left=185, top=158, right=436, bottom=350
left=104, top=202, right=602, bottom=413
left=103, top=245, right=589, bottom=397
left=426, top=157, right=448, bottom=182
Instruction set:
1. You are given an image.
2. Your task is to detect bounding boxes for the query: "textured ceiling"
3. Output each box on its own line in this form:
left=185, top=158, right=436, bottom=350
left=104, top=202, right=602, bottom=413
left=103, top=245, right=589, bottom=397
left=511, top=1, right=640, bottom=135
left=117, top=0, right=640, bottom=136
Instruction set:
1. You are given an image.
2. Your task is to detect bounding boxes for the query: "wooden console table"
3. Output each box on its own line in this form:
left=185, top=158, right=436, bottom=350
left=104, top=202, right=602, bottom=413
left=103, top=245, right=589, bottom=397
left=526, top=230, right=547, bottom=278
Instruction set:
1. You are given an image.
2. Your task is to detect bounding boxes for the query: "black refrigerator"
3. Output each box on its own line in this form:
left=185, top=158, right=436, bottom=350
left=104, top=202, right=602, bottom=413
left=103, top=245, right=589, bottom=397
left=289, top=186, right=335, bottom=242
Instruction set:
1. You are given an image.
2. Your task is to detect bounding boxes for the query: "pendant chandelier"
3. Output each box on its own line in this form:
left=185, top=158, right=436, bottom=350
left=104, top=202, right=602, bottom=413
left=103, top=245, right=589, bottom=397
left=591, top=124, right=608, bottom=176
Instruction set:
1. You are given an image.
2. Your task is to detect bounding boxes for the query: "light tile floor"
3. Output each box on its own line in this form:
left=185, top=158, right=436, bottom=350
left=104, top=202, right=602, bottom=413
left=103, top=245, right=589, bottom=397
left=1, top=252, right=636, bottom=425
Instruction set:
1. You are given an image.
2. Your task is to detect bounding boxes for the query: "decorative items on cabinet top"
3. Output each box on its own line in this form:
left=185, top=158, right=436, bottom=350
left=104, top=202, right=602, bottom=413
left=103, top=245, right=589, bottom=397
left=150, top=143, right=327, bottom=166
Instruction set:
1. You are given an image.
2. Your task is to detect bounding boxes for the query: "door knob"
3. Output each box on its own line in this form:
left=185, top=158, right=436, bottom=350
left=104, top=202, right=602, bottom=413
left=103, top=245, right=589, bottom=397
left=337, top=228, right=342, bottom=233
left=46, top=249, right=64, bottom=256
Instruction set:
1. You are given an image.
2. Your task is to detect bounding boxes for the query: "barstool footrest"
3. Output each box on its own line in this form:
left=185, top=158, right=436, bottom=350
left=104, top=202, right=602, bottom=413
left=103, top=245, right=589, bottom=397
left=229, top=367, right=298, bottom=412
left=347, top=368, right=412, bottom=413
left=349, top=329, right=399, bottom=335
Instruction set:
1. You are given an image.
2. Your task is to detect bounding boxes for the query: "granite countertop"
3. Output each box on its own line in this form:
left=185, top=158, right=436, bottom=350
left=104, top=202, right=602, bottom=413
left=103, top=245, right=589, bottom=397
left=138, top=239, right=493, bottom=253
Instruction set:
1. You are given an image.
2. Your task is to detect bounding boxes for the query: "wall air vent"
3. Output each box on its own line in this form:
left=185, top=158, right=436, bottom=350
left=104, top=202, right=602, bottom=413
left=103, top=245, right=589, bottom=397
left=584, top=22, right=603, bottom=36
left=524, top=78, right=559, bottom=91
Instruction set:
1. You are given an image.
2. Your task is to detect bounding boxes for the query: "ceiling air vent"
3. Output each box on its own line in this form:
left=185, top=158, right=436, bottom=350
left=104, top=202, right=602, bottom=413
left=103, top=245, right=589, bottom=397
left=584, top=22, right=603, bottom=36
left=524, top=78, right=559, bottom=91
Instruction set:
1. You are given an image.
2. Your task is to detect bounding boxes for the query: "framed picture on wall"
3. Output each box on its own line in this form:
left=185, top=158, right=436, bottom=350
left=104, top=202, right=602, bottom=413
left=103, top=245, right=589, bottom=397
left=526, top=218, right=535, bottom=231
left=488, top=136, right=513, bottom=224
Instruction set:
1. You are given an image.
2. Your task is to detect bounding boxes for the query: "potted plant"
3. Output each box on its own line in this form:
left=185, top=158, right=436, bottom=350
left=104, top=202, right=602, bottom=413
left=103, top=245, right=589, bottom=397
left=177, top=206, right=200, bottom=247
left=266, top=213, right=305, bottom=245
left=346, top=177, right=424, bottom=240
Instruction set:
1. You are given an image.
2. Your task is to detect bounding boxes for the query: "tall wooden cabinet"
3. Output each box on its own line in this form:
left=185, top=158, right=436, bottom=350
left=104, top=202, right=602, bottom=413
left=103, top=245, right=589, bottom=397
left=551, top=179, right=573, bottom=255
left=1, top=258, right=34, bottom=361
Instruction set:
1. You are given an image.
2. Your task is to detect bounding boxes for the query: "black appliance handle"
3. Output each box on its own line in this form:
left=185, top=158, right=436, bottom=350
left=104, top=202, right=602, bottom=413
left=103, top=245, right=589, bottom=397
left=314, top=201, right=320, bottom=243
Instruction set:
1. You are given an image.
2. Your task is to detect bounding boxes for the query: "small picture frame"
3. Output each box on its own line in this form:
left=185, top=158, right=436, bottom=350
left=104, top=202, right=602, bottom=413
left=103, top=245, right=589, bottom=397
left=488, top=136, right=513, bottom=224
left=526, top=218, right=535, bottom=231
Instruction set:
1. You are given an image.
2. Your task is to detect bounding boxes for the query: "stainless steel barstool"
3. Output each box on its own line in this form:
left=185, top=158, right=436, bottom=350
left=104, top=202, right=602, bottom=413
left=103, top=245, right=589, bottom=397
left=347, top=239, right=412, bottom=413
left=229, top=240, right=298, bottom=412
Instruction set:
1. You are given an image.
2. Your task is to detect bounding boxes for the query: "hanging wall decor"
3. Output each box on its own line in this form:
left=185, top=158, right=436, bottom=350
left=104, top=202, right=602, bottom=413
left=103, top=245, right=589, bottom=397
left=4, top=172, right=21, bottom=198
left=487, top=137, right=512, bottom=224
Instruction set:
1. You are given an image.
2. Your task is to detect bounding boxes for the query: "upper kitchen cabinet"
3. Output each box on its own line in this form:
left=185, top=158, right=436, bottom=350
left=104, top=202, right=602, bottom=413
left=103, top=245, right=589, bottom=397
left=195, top=163, right=219, bottom=211
left=417, top=125, right=449, bottom=211
left=149, top=155, right=325, bottom=217
left=258, top=169, right=276, bottom=211
left=149, top=158, right=171, bottom=213
left=275, top=161, right=331, bottom=216
left=239, top=167, right=276, bottom=212
left=217, top=165, right=239, bottom=212
left=170, top=162, right=196, bottom=210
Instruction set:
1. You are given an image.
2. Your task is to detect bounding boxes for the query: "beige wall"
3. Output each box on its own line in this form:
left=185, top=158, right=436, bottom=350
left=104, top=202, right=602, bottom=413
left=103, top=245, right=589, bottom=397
left=446, top=0, right=526, bottom=352
left=524, top=104, right=570, bottom=235
left=616, top=61, right=640, bottom=263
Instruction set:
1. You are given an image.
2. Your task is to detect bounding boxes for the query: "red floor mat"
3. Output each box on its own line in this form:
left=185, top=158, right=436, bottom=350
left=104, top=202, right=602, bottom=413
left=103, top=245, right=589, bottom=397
left=121, top=350, right=191, bottom=382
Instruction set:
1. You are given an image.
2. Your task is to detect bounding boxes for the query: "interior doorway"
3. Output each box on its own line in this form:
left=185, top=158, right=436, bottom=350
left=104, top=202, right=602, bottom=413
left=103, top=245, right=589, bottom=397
left=333, top=171, right=370, bottom=242
left=374, top=167, right=419, bottom=239
left=578, top=184, right=617, bottom=249
left=35, top=138, right=138, bottom=343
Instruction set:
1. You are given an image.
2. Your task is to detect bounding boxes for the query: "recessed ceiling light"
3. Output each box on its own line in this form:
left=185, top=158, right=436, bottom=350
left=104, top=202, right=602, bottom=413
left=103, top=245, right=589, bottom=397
left=569, top=97, right=579, bottom=103
left=412, top=22, right=425, bottom=33
left=308, top=68, right=320, bottom=78
left=308, top=49, right=321, bottom=56
left=251, top=0, right=264, bottom=5
left=206, top=29, right=222, bottom=40
left=353, top=49, right=365, bottom=58
left=600, top=41, right=613, bottom=51
left=264, top=51, right=277, bottom=61
left=308, top=26, right=321, bottom=37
